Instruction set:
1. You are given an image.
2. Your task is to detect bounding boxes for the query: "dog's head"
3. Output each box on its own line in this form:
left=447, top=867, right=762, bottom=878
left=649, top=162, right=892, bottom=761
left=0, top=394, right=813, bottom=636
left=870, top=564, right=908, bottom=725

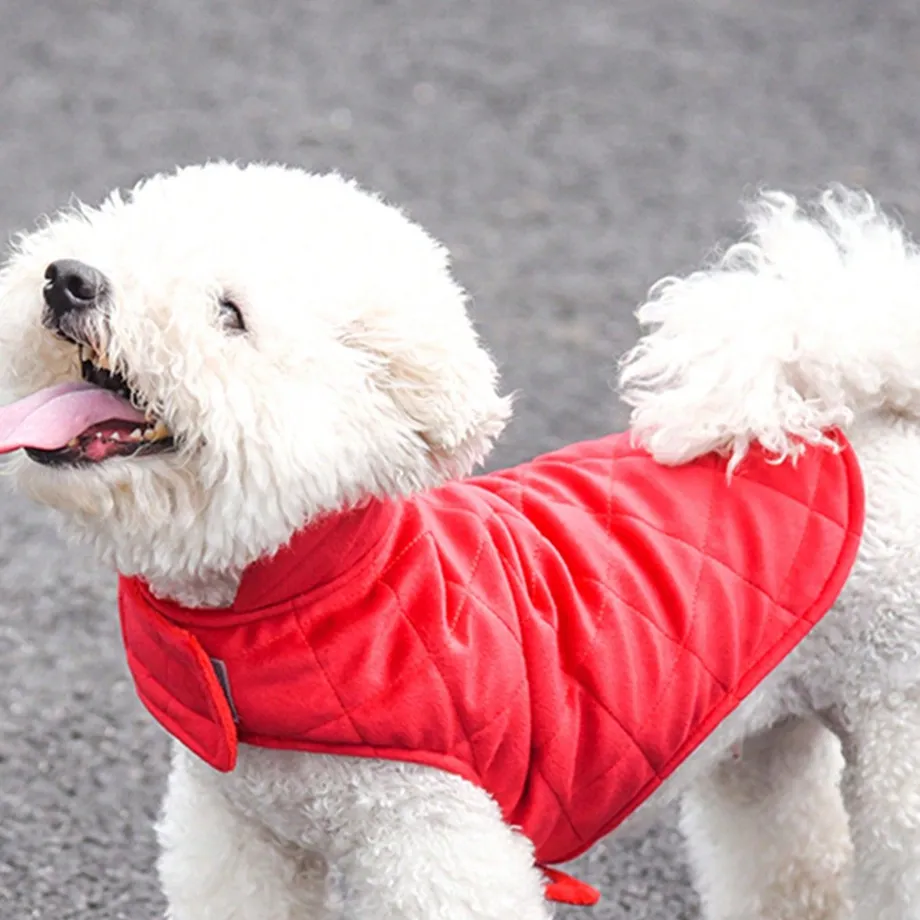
left=0, top=162, right=510, bottom=586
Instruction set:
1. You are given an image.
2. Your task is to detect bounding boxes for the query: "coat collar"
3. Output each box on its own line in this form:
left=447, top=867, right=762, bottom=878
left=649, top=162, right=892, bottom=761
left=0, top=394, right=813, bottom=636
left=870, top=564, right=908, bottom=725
left=121, top=497, right=398, bottom=628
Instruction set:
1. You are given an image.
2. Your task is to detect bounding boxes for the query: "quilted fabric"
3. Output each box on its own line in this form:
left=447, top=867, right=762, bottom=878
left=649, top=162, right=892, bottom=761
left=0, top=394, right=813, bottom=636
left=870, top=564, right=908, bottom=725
left=118, top=430, right=864, bottom=901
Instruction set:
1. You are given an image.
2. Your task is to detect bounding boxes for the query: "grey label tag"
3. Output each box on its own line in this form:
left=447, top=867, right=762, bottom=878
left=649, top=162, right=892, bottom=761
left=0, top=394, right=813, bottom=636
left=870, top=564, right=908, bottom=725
left=209, top=657, right=240, bottom=724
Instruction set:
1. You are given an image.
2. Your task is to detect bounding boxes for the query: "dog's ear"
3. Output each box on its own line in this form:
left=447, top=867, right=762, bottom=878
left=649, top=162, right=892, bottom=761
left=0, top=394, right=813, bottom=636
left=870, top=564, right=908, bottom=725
left=342, top=320, right=512, bottom=480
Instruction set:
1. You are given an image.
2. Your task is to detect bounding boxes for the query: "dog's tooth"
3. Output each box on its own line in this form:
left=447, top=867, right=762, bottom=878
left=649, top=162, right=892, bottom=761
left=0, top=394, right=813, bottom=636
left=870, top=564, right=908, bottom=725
left=67, top=438, right=78, bottom=448
left=129, top=428, right=142, bottom=440
left=111, top=432, right=121, bottom=441
left=143, top=421, right=170, bottom=441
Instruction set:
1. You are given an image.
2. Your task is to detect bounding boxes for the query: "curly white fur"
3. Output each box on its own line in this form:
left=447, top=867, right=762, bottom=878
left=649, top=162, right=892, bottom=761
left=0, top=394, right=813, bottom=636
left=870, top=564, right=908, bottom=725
left=3, top=166, right=920, bottom=920
left=0, top=163, right=510, bottom=602
left=620, top=188, right=920, bottom=468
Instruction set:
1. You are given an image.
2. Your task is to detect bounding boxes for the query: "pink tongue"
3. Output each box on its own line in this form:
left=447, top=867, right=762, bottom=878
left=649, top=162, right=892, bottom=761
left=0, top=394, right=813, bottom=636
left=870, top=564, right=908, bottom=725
left=0, top=381, right=148, bottom=454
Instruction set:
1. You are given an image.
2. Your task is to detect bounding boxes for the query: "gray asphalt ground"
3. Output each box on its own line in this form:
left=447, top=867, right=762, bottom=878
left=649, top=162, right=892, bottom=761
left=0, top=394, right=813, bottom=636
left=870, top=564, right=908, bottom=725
left=0, top=1, right=918, bottom=917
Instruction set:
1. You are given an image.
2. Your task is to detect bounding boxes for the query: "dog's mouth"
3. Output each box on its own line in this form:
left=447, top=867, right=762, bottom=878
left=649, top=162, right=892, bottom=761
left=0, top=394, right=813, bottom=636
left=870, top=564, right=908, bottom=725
left=0, top=343, right=174, bottom=467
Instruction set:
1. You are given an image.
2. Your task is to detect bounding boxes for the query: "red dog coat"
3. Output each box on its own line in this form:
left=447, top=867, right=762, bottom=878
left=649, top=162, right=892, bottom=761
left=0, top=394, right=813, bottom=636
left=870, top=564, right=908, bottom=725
left=118, top=432, right=864, bottom=905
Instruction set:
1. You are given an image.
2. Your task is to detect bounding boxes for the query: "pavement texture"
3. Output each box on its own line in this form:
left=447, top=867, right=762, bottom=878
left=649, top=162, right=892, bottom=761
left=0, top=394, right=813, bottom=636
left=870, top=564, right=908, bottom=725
left=0, top=0, right=919, bottom=917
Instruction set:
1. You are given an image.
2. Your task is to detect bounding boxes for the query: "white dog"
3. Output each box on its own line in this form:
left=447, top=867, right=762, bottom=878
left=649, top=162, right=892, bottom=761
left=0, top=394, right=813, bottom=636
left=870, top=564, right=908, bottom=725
left=0, top=162, right=916, bottom=920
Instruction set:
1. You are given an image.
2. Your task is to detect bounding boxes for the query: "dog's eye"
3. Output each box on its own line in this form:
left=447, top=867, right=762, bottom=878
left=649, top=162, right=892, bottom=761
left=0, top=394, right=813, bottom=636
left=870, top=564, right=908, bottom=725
left=218, top=297, right=246, bottom=334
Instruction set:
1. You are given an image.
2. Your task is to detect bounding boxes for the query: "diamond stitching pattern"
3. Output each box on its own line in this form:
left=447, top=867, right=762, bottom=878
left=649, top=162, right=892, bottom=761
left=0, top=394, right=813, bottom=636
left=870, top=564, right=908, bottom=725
left=425, top=436, right=859, bottom=851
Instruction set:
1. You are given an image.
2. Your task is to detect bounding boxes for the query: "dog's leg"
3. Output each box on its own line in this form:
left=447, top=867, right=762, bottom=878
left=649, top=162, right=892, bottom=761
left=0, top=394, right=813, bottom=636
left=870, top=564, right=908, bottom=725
left=680, top=717, right=852, bottom=920
left=331, top=773, right=551, bottom=920
left=156, top=747, right=329, bottom=920
left=839, top=689, right=920, bottom=920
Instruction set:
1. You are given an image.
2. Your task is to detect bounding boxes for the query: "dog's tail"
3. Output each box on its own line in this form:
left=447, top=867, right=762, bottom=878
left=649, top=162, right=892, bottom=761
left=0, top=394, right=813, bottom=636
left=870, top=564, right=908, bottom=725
left=618, top=187, right=920, bottom=467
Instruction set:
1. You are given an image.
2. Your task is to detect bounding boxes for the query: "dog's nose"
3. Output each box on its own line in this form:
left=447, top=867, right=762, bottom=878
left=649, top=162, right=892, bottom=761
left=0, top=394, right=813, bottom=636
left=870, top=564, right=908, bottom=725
left=42, top=260, right=107, bottom=317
